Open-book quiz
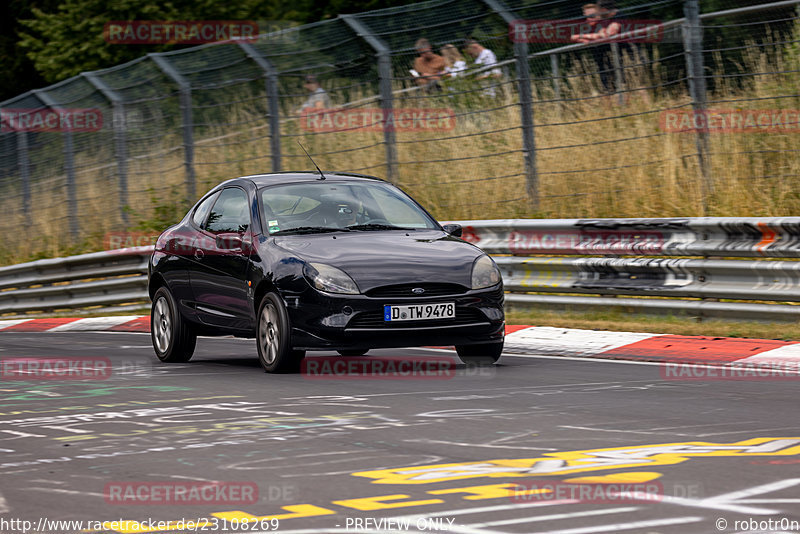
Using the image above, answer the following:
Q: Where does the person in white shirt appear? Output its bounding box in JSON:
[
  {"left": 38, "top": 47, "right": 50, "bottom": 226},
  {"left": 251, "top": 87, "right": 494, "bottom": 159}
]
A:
[
  {"left": 465, "top": 38, "right": 502, "bottom": 80},
  {"left": 440, "top": 44, "right": 467, "bottom": 78},
  {"left": 297, "top": 74, "right": 331, "bottom": 114},
  {"left": 465, "top": 38, "right": 502, "bottom": 96}
]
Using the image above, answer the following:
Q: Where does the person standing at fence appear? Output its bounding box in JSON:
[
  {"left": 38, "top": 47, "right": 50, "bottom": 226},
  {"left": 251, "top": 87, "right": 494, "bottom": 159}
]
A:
[
  {"left": 412, "top": 38, "right": 446, "bottom": 91},
  {"left": 570, "top": 4, "right": 601, "bottom": 43},
  {"left": 465, "top": 38, "right": 502, "bottom": 97},
  {"left": 571, "top": 0, "right": 623, "bottom": 98},
  {"left": 465, "top": 38, "right": 502, "bottom": 80},
  {"left": 297, "top": 74, "right": 331, "bottom": 114},
  {"left": 441, "top": 44, "right": 467, "bottom": 78}
]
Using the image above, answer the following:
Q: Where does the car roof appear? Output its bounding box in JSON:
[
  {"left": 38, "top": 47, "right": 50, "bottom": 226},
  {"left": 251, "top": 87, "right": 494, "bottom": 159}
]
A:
[{"left": 223, "top": 171, "right": 387, "bottom": 188}]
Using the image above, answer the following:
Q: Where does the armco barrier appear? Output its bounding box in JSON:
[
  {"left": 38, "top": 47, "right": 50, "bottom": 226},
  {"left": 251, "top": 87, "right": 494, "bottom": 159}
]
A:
[
  {"left": 0, "top": 246, "right": 151, "bottom": 314},
  {"left": 2, "top": 218, "right": 800, "bottom": 320}
]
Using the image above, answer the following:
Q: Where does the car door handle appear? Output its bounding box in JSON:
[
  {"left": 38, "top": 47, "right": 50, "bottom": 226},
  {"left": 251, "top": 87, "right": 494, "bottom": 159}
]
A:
[{"left": 194, "top": 248, "right": 204, "bottom": 260}]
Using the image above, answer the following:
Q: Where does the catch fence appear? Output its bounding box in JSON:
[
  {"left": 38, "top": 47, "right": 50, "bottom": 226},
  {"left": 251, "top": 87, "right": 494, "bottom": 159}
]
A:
[{"left": 0, "top": 0, "right": 799, "bottom": 262}]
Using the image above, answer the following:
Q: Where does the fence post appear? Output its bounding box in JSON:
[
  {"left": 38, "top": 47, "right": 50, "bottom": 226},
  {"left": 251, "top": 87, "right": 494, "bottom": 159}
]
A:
[
  {"left": 83, "top": 72, "right": 130, "bottom": 227},
  {"left": 340, "top": 14, "right": 398, "bottom": 183},
  {"left": 17, "top": 131, "right": 31, "bottom": 227},
  {"left": 32, "top": 89, "right": 80, "bottom": 241},
  {"left": 482, "top": 0, "right": 539, "bottom": 209},
  {"left": 149, "top": 53, "right": 197, "bottom": 202},
  {"left": 610, "top": 42, "right": 625, "bottom": 106},
  {"left": 238, "top": 42, "right": 282, "bottom": 172},
  {"left": 682, "top": 0, "right": 713, "bottom": 207}
]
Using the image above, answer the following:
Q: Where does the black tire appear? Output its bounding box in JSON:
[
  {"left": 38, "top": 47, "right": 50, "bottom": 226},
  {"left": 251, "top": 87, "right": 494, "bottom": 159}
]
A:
[
  {"left": 151, "top": 286, "right": 196, "bottom": 362},
  {"left": 337, "top": 349, "right": 369, "bottom": 357},
  {"left": 455, "top": 341, "right": 503, "bottom": 365},
  {"left": 256, "top": 292, "right": 301, "bottom": 373}
]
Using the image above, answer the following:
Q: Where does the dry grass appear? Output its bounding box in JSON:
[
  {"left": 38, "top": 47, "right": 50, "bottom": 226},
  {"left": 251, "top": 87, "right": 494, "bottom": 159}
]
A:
[{"left": 2, "top": 31, "right": 799, "bottom": 265}]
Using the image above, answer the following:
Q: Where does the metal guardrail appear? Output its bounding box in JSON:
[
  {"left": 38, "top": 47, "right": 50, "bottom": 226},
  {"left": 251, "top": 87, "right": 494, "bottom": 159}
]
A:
[
  {"left": 4, "top": 218, "right": 800, "bottom": 320},
  {"left": 0, "top": 246, "right": 150, "bottom": 314},
  {"left": 461, "top": 217, "right": 800, "bottom": 320}
]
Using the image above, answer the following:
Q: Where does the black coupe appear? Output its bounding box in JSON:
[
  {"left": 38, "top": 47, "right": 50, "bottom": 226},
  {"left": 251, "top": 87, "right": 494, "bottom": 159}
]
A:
[{"left": 148, "top": 172, "right": 504, "bottom": 372}]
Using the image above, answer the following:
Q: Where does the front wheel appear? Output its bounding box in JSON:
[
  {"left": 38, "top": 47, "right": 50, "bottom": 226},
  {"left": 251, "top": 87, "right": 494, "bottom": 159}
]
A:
[
  {"left": 455, "top": 341, "right": 503, "bottom": 365},
  {"left": 151, "top": 287, "right": 196, "bottom": 362},
  {"left": 257, "top": 293, "right": 301, "bottom": 373}
]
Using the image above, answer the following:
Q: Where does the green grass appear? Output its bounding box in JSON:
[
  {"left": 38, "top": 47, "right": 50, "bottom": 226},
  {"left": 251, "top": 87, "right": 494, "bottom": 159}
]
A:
[{"left": 505, "top": 307, "right": 800, "bottom": 341}]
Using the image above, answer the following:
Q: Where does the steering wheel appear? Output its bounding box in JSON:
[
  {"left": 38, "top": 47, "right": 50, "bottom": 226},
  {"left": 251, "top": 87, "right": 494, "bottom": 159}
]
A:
[{"left": 362, "top": 218, "right": 391, "bottom": 225}]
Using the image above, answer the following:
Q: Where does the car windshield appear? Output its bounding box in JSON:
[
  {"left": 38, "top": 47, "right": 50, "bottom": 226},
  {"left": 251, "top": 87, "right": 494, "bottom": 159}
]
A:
[{"left": 260, "top": 180, "right": 439, "bottom": 235}]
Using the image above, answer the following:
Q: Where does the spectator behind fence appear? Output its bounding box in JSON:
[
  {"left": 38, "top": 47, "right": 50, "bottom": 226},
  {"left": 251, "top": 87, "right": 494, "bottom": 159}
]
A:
[
  {"left": 465, "top": 38, "right": 502, "bottom": 97},
  {"left": 297, "top": 74, "right": 331, "bottom": 114},
  {"left": 465, "top": 38, "right": 502, "bottom": 80},
  {"left": 570, "top": 3, "right": 601, "bottom": 43},
  {"left": 440, "top": 44, "right": 467, "bottom": 78},
  {"left": 411, "top": 38, "right": 446, "bottom": 90},
  {"left": 571, "top": 0, "right": 623, "bottom": 96},
  {"left": 573, "top": 0, "right": 621, "bottom": 42}
]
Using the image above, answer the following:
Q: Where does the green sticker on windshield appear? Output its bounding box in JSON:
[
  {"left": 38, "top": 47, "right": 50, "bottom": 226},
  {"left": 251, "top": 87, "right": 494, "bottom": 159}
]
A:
[{"left": 268, "top": 219, "right": 280, "bottom": 232}]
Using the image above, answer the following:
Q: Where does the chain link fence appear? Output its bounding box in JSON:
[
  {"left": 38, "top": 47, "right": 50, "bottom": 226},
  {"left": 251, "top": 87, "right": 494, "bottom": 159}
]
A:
[{"left": 0, "top": 0, "right": 799, "bottom": 262}]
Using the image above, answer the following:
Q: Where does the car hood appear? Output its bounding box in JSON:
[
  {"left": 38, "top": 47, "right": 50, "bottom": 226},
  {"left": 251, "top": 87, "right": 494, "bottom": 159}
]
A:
[{"left": 272, "top": 230, "right": 482, "bottom": 291}]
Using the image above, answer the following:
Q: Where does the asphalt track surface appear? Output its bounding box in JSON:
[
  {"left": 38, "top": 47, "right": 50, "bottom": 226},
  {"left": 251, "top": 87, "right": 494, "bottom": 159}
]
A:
[{"left": 0, "top": 331, "right": 799, "bottom": 534}]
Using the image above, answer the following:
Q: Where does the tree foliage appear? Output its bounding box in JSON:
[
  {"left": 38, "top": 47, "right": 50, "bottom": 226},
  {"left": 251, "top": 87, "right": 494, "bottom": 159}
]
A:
[
  {"left": 2, "top": 0, "right": 413, "bottom": 101},
  {"left": 2, "top": 0, "right": 790, "bottom": 102}
]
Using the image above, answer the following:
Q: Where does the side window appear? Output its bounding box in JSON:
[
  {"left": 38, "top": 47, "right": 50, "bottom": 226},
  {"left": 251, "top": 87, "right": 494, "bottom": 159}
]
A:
[
  {"left": 192, "top": 192, "right": 219, "bottom": 227},
  {"left": 205, "top": 188, "right": 250, "bottom": 234}
]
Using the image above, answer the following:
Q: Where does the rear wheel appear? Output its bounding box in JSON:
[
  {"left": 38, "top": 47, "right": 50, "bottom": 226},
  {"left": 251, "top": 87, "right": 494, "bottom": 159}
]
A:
[
  {"left": 337, "top": 349, "right": 369, "bottom": 357},
  {"left": 257, "top": 293, "right": 302, "bottom": 373},
  {"left": 151, "top": 287, "right": 196, "bottom": 362},
  {"left": 455, "top": 341, "right": 503, "bottom": 365}
]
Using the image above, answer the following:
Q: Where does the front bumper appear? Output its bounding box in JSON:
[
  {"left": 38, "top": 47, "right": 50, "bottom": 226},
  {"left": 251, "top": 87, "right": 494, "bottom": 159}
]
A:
[{"left": 284, "top": 285, "right": 505, "bottom": 351}]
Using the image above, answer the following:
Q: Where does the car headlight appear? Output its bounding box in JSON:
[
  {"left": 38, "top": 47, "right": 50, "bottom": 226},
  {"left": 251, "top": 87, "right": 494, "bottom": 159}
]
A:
[
  {"left": 304, "top": 262, "right": 360, "bottom": 294},
  {"left": 471, "top": 255, "right": 501, "bottom": 289}
]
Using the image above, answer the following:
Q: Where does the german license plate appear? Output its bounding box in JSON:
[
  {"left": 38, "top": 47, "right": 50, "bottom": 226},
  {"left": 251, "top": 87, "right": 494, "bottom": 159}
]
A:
[{"left": 384, "top": 302, "right": 455, "bottom": 322}]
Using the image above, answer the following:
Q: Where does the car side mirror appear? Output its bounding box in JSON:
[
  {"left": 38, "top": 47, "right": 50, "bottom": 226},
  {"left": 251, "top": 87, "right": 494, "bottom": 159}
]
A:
[
  {"left": 442, "top": 224, "right": 462, "bottom": 237},
  {"left": 216, "top": 233, "right": 243, "bottom": 250}
]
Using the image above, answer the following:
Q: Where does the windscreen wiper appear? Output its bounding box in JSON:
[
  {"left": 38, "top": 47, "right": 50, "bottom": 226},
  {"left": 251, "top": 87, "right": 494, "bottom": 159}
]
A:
[
  {"left": 345, "top": 224, "right": 415, "bottom": 231},
  {"left": 271, "top": 226, "right": 349, "bottom": 235}
]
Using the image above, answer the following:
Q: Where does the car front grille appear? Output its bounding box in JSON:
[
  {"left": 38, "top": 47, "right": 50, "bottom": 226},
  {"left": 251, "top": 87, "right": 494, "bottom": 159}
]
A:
[
  {"left": 364, "top": 283, "right": 468, "bottom": 298},
  {"left": 347, "top": 307, "right": 486, "bottom": 329}
]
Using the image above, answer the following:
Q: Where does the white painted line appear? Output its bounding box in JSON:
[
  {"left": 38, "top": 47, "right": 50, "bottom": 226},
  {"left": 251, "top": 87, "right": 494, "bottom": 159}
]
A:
[
  {"left": 467, "top": 506, "right": 640, "bottom": 528},
  {"left": 249, "top": 531, "right": 408, "bottom": 534},
  {"left": 47, "top": 316, "right": 144, "bottom": 332},
  {"left": 503, "top": 352, "right": 800, "bottom": 374},
  {"left": 737, "top": 499, "right": 800, "bottom": 503},
  {"left": 392, "top": 500, "right": 580, "bottom": 520},
  {"left": 23, "top": 487, "right": 105, "bottom": 498},
  {"left": 0, "top": 319, "right": 31, "bottom": 331},
  {"left": 0, "top": 491, "right": 8, "bottom": 513},
  {"left": 436, "top": 525, "right": 507, "bottom": 534},
  {"left": 520, "top": 516, "right": 704, "bottom": 534}
]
